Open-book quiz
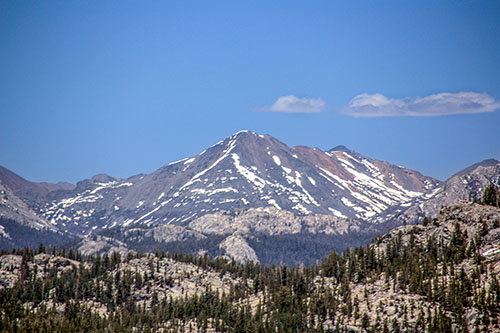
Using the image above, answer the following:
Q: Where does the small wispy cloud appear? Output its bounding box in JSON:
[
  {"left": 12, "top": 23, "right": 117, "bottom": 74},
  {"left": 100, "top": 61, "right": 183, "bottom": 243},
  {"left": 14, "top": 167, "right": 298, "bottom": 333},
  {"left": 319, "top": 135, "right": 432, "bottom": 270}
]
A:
[
  {"left": 264, "top": 95, "right": 327, "bottom": 114},
  {"left": 341, "top": 92, "right": 500, "bottom": 117}
]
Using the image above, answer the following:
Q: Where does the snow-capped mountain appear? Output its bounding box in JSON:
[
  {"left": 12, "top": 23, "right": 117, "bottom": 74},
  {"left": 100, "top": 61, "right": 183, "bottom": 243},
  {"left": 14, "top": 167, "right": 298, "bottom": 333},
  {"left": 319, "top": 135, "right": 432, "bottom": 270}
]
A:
[
  {"left": 34, "top": 131, "right": 441, "bottom": 236},
  {"left": 2, "top": 130, "right": 499, "bottom": 263}
]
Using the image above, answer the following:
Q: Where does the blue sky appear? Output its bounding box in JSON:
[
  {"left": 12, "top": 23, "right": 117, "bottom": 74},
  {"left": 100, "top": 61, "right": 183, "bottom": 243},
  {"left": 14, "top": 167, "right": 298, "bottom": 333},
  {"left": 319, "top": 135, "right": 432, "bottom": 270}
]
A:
[{"left": 1, "top": 1, "right": 499, "bottom": 183}]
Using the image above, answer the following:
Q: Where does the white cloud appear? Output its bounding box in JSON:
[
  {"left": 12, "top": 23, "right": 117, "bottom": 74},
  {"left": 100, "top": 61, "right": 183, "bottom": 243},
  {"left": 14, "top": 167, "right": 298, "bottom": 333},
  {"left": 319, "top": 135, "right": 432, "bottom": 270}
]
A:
[
  {"left": 265, "top": 95, "right": 327, "bottom": 114},
  {"left": 341, "top": 92, "right": 500, "bottom": 117}
]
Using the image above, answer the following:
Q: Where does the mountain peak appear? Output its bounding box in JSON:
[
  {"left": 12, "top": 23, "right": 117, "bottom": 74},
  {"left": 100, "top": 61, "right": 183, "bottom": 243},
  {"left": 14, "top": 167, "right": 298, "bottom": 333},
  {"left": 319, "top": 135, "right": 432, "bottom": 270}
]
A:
[
  {"left": 223, "top": 130, "right": 277, "bottom": 150},
  {"left": 328, "top": 145, "right": 360, "bottom": 157},
  {"left": 476, "top": 158, "right": 499, "bottom": 167},
  {"left": 449, "top": 158, "right": 500, "bottom": 180},
  {"left": 229, "top": 130, "right": 267, "bottom": 141},
  {"left": 75, "top": 174, "right": 119, "bottom": 191},
  {"left": 329, "top": 145, "right": 351, "bottom": 153},
  {"left": 231, "top": 129, "right": 253, "bottom": 136},
  {"left": 0, "top": 165, "right": 72, "bottom": 199}
]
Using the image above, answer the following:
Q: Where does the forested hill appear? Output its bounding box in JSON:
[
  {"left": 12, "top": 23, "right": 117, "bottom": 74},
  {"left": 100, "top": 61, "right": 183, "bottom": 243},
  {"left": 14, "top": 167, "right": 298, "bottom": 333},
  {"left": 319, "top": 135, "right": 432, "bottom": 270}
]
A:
[{"left": 0, "top": 200, "right": 499, "bottom": 332}]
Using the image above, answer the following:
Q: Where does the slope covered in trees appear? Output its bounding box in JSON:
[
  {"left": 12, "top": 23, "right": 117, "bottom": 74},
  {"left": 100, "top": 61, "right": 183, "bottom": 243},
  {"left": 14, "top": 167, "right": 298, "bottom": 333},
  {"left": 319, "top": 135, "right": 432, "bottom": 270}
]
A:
[{"left": 0, "top": 201, "right": 499, "bottom": 332}]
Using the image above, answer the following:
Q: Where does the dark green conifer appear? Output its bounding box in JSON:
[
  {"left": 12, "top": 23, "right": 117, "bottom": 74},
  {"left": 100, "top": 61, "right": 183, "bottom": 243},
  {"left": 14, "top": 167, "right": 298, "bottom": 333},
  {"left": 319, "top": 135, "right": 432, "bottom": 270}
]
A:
[{"left": 482, "top": 183, "right": 499, "bottom": 207}]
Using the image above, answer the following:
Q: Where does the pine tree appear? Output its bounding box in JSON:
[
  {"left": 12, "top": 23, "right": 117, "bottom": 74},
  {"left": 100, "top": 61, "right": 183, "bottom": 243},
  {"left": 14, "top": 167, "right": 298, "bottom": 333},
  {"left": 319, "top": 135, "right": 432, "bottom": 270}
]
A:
[{"left": 482, "top": 183, "right": 499, "bottom": 207}]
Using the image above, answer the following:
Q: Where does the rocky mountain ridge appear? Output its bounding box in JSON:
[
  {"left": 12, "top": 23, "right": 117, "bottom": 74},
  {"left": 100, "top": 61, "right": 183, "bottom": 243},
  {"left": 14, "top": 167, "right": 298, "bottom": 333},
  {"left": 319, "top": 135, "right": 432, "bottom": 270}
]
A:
[{"left": 373, "top": 159, "right": 500, "bottom": 225}]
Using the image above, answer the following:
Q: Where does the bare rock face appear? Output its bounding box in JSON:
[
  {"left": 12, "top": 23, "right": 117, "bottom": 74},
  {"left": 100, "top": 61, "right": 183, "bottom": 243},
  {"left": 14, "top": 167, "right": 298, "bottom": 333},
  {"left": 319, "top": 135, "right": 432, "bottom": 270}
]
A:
[
  {"left": 186, "top": 207, "right": 378, "bottom": 264},
  {"left": 77, "top": 235, "right": 130, "bottom": 257},
  {"left": 188, "top": 206, "right": 365, "bottom": 236},
  {"left": 142, "top": 224, "right": 206, "bottom": 243},
  {"left": 431, "top": 201, "right": 500, "bottom": 253},
  {"left": 219, "top": 234, "right": 259, "bottom": 263},
  {"left": 0, "top": 183, "right": 54, "bottom": 231}
]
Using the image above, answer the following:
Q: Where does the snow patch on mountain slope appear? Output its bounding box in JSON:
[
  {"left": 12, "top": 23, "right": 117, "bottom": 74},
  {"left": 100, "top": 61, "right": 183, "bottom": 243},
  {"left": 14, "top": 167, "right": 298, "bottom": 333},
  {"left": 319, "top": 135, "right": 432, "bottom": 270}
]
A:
[
  {"left": 283, "top": 171, "right": 320, "bottom": 207},
  {"left": 42, "top": 181, "right": 134, "bottom": 226},
  {"left": 341, "top": 197, "right": 355, "bottom": 207},
  {"left": 293, "top": 203, "right": 311, "bottom": 215},
  {"left": 268, "top": 199, "right": 281, "bottom": 210},
  {"left": 0, "top": 225, "right": 11, "bottom": 239},
  {"left": 329, "top": 207, "right": 346, "bottom": 218},
  {"left": 231, "top": 153, "right": 266, "bottom": 191},
  {"left": 177, "top": 138, "right": 238, "bottom": 193},
  {"left": 191, "top": 187, "right": 238, "bottom": 196},
  {"left": 318, "top": 167, "right": 348, "bottom": 189},
  {"left": 132, "top": 198, "right": 173, "bottom": 225},
  {"left": 168, "top": 157, "right": 188, "bottom": 166}
]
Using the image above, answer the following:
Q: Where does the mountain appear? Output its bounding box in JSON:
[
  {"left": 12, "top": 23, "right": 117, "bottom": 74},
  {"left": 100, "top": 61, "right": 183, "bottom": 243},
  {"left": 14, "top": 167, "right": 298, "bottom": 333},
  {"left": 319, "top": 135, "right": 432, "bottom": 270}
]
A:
[
  {"left": 374, "top": 158, "right": 500, "bottom": 225},
  {"left": 1, "top": 130, "right": 497, "bottom": 264},
  {"left": 0, "top": 165, "right": 74, "bottom": 204},
  {"left": 2, "top": 201, "right": 499, "bottom": 331},
  {"left": 0, "top": 165, "right": 75, "bottom": 231},
  {"left": 5, "top": 130, "right": 439, "bottom": 263},
  {"left": 0, "top": 170, "right": 76, "bottom": 249},
  {"left": 36, "top": 131, "right": 440, "bottom": 234}
]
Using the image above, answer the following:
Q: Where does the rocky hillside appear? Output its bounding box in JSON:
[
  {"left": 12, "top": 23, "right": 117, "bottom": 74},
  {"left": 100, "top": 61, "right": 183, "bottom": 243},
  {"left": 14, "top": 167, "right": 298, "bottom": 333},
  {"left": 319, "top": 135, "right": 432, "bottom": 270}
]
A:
[
  {"left": 374, "top": 159, "right": 500, "bottom": 225},
  {"left": 0, "top": 166, "right": 75, "bottom": 249},
  {"left": 0, "top": 183, "right": 74, "bottom": 250},
  {"left": 1, "top": 201, "right": 499, "bottom": 332},
  {"left": 344, "top": 201, "right": 500, "bottom": 331},
  {"left": 0, "top": 182, "right": 52, "bottom": 232}
]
